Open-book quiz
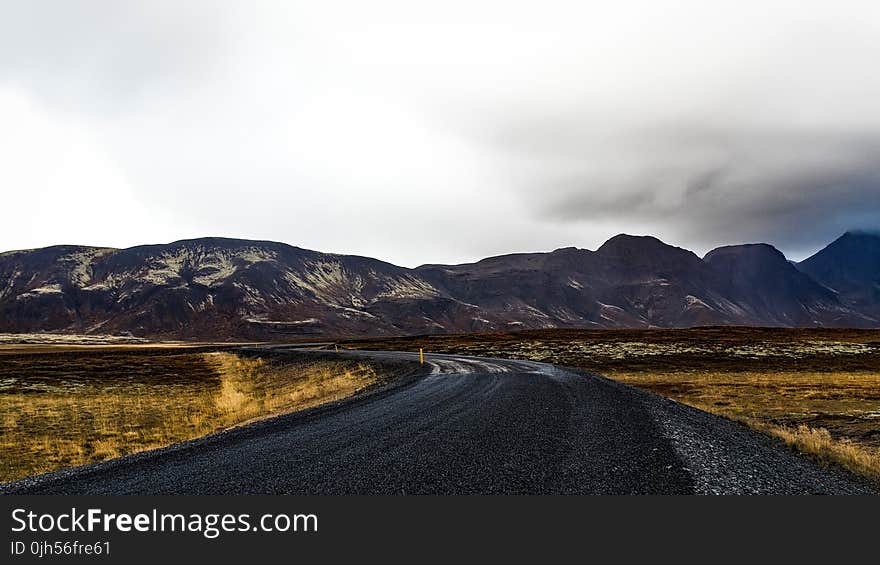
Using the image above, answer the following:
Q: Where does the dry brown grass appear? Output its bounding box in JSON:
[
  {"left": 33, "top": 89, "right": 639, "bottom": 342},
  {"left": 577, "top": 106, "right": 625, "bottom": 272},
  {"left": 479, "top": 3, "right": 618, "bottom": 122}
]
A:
[
  {"left": 0, "top": 350, "right": 381, "bottom": 483},
  {"left": 203, "top": 352, "right": 379, "bottom": 424},
  {"left": 607, "top": 370, "right": 880, "bottom": 443},
  {"left": 609, "top": 369, "right": 880, "bottom": 480},
  {"left": 750, "top": 423, "right": 880, "bottom": 480}
]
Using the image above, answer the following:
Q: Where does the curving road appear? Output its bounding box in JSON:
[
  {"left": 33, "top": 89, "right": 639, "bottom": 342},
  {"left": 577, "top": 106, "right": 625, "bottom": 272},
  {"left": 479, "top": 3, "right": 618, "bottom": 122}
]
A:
[{"left": 2, "top": 348, "right": 875, "bottom": 495}]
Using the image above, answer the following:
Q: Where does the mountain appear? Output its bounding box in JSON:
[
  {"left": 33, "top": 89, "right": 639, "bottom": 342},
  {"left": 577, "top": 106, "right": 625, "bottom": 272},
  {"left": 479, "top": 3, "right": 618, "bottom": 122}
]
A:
[
  {"left": 798, "top": 231, "right": 880, "bottom": 320},
  {"left": 0, "top": 238, "right": 470, "bottom": 339},
  {"left": 0, "top": 234, "right": 876, "bottom": 339},
  {"left": 704, "top": 244, "right": 848, "bottom": 326},
  {"left": 417, "top": 235, "right": 725, "bottom": 328}
]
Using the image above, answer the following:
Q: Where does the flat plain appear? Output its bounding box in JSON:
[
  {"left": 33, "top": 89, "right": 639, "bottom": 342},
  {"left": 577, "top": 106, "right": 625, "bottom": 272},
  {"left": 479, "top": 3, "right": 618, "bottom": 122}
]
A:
[{"left": 4, "top": 327, "right": 880, "bottom": 486}]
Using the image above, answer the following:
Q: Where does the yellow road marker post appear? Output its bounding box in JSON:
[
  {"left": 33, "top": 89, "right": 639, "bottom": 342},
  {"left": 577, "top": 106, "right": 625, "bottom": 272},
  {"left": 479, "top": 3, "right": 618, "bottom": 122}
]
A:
[{"left": 419, "top": 348, "right": 424, "bottom": 364}]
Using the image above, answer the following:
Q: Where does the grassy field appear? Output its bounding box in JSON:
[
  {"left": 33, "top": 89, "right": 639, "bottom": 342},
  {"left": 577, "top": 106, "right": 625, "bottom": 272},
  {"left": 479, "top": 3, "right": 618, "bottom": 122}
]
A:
[
  {"left": 0, "top": 346, "right": 383, "bottom": 483},
  {"left": 5, "top": 327, "right": 880, "bottom": 485},
  {"left": 343, "top": 327, "right": 880, "bottom": 480}
]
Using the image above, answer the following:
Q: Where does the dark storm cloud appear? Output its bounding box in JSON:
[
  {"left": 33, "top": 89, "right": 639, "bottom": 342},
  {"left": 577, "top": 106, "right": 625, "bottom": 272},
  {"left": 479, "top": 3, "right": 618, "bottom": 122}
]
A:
[{"left": 517, "top": 128, "right": 880, "bottom": 256}]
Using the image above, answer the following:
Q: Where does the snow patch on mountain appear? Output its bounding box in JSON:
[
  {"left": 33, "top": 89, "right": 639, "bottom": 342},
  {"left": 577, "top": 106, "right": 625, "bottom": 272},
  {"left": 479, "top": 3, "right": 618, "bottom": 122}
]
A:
[
  {"left": 684, "top": 295, "right": 714, "bottom": 310},
  {"left": 19, "top": 283, "right": 64, "bottom": 298},
  {"left": 374, "top": 274, "right": 439, "bottom": 300},
  {"left": 131, "top": 246, "right": 278, "bottom": 287},
  {"left": 61, "top": 248, "right": 114, "bottom": 287}
]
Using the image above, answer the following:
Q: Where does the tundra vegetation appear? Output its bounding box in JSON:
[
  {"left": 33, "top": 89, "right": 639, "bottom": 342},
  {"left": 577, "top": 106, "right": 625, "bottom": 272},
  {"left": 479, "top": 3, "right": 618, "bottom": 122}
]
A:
[{"left": 0, "top": 346, "right": 382, "bottom": 483}]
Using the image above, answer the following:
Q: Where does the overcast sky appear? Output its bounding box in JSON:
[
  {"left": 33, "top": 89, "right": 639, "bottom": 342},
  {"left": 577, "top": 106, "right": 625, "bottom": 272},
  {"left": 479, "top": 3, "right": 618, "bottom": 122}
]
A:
[{"left": 2, "top": 1, "right": 879, "bottom": 266}]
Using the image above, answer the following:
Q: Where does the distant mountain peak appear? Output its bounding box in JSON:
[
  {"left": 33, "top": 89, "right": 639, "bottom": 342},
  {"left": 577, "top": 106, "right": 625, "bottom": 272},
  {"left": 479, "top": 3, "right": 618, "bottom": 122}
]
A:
[
  {"left": 843, "top": 229, "right": 880, "bottom": 237},
  {"left": 798, "top": 230, "right": 880, "bottom": 308},
  {"left": 128, "top": 236, "right": 304, "bottom": 253},
  {"left": 597, "top": 234, "right": 692, "bottom": 255},
  {"left": 802, "top": 230, "right": 880, "bottom": 262},
  {"left": 704, "top": 243, "right": 787, "bottom": 263},
  {"left": 600, "top": 233, "right": 666, "bottom": 247}
]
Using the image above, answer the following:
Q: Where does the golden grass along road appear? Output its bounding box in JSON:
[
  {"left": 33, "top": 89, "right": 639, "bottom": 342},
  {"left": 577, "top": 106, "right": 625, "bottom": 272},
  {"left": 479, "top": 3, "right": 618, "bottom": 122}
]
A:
[{"left": 0, "top": 347, "right": 382, "bottom": 483}]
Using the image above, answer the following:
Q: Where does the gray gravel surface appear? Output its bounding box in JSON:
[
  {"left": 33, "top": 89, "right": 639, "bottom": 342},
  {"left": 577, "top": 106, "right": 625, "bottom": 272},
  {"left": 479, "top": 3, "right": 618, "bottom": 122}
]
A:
[{"left": 2, "top": 349, "right": 875, "bottom": 495}]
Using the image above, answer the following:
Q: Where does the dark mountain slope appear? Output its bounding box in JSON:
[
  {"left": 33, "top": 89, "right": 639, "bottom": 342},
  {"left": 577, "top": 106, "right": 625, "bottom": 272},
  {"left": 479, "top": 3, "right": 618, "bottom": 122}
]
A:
[
  {"left": 0, "top": 238, "right": 469, "bottom": 338},
  {"left": 0, "top": 233, "right": 875, "bottom": 339},
  {"left": 798, "top": 231, "right": 880, "bottom": 320},
  {"left": 704, "top": 244, "right": 869, "bottom": 327}
]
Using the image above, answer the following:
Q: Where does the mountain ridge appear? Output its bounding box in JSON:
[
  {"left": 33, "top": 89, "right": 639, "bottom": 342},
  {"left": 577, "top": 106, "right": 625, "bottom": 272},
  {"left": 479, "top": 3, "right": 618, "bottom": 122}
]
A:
[{"left": 1, "top": 233, "right": 877, "bottom": 339}]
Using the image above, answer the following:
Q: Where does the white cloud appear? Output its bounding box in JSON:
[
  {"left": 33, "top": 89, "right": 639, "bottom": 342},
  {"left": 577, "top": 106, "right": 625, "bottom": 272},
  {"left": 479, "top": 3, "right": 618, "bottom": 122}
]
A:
[
  {"left": 0, "top": 87, "right": 183, "bottom": 249},
  {"left": 2, "top": 1, "right": 879, "bottom": 264}
]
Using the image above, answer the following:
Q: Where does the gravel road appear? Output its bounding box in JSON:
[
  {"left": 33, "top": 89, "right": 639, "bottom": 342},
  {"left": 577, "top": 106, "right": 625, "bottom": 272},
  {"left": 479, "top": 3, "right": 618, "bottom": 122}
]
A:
[{"left": 2, "top": 349, "right": 875, "bottom": 495}]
